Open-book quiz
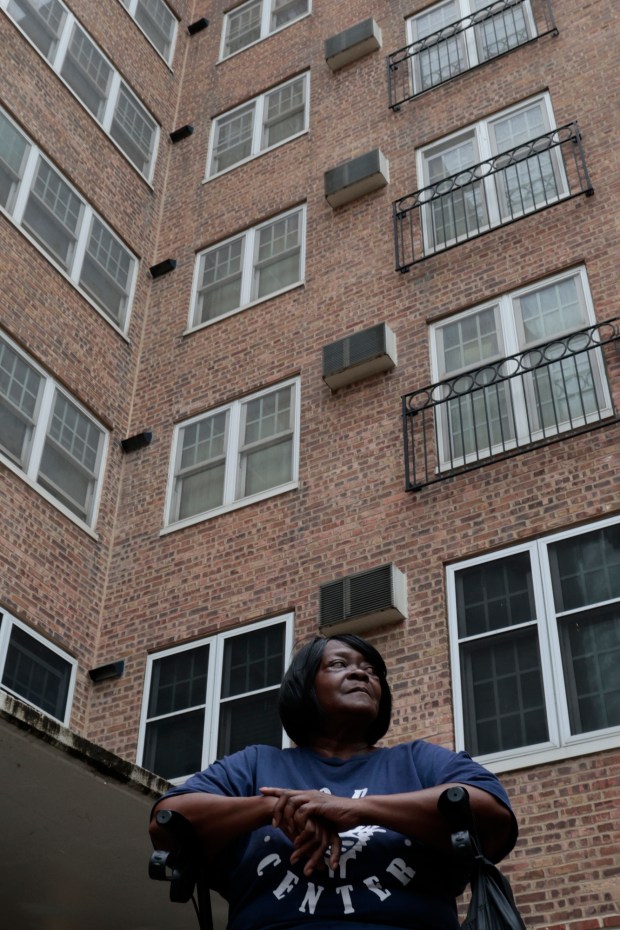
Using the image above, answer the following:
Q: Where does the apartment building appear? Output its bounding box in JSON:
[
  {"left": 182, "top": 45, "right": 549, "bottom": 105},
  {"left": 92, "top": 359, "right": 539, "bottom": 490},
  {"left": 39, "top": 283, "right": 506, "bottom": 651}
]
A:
[{"left": 0, "top": 1, "right": 618, "bottom": 928}]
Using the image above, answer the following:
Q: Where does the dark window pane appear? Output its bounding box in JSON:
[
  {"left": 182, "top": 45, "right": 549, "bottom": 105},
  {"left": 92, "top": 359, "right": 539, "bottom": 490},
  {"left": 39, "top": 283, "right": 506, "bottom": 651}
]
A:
[
  {"left": 143, "top": 709, "right": 205, "bottom": 780},
  {"left": 217, "top": 690, "right": 282, "bottom": 757},
  {"left": 3, "top": 625, "right": 71, "bottom": 720},
  {"left": 456, "top": 551, "right": 535, "bottom": 636},
  {"left": 221, "top": 624, "right": 285, "bottom": 698},
  {"left": 148, "top": 645, "right": 210, "bottom": 716},
  {"left": 549, "top": 525, "right": 620, "bottom": 612},
  {"left": 461, "top": 628, "right": 548, "bottom": 755},
  {"left": 559, "top": 605, "right": 620, "bottom": 734}
]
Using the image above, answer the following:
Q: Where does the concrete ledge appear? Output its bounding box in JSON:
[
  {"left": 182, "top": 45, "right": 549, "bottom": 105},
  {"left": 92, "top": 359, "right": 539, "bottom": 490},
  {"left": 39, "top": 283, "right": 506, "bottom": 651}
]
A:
[
  {"left": 324, "top": 148, "right": 389, "bottom": 208},
  {"left": 0, "top": 689, "right": 168, "bottom": 797},
  {"left": 0, "top": 691, "right": 188, "bottom": 930},
  {"left": 325, "top": 18, "right": 382, "bottom": 71}
]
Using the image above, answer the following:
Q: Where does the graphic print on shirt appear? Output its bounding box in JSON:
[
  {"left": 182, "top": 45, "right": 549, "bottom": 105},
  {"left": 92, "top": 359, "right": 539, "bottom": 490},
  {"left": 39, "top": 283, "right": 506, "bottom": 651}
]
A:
[
  {"left": 255, "top": 784, "right": 417, "bottom": 918},
  {"left": 329, "top": 825, "right": 387, "bottom": 879}
]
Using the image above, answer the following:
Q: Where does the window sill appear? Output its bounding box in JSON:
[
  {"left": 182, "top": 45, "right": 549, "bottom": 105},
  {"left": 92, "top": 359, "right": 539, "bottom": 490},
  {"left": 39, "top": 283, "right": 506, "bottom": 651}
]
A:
[
  {"left": 0, "top": 457, "right": 100, "bottom": 539},
  {"left": 217, "top": 11, "right": 312, "bottom": 64},
  {"left": 184, "top": 280, "right": 305, "bottom": 335},
  {"left": 160, "top": 481, "right": 298, "bottom": 535},
  {"left": 475, "top": 730, "right": 620, "bottom": 774},
  {"left": 203, "top": 128, "right": 309, "bottom": 184}
]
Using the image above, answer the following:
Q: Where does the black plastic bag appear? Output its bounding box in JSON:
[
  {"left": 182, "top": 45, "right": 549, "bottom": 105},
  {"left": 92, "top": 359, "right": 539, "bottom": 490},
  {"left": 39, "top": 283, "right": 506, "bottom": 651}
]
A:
[{"left": 462, "top": 855, "right": 527, "bottom": 930}]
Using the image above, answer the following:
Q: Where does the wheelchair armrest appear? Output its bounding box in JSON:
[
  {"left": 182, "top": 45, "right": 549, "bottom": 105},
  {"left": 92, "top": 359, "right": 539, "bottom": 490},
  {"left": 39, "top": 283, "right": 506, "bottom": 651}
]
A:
[
  {"left": 149, "top": 809, "right": 199, "bottom": 903},
  {"left": 149, "top": 809, "right": 214, "bottom": 929}
]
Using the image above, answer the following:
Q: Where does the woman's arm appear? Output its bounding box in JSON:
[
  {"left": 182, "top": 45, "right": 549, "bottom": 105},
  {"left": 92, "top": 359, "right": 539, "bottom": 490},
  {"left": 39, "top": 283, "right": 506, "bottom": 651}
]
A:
[
  {"left": 149, "top": 792, "right": 277, "bottom": 863},
  {"left": 355, "top": 783, "right": 513, "bottom": 859},
  {"left": 261, "top": 783, "right": 513, "bottom": 875}
]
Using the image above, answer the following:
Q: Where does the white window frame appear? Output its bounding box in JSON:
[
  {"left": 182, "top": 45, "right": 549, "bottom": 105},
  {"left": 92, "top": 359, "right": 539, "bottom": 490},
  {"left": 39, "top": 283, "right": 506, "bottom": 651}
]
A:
[
  {"left": 406, "top": 0, "right": 537, "bottom": 94},
  {"left": 188, "top": 204, "right": 306, "bottom": 332},
  {"left": 0, "top": 108, "right": 138, "bottom": 335},
  {"left": 429, "top": 266, "right": 613, "bottom": 468},
  {"left": 1, "top": 0, "right": 160, "bottom": 181},
  {"left": 0, "top": 607, "right": 77, "bottom": 725},
  {"left": 163, "top": 377, "right": 301, "bottom": 531},
  {"left": 220, "top": 0, "right": 311, "bottom": 60},
  {"left": 417, "top": 92, "right": 567, "bottom": 254},
  {"left": 206, "top": 72, "right": 310, "bottom": 179},
  {"left": 137, "top": 613, "right": 294, "bottom": 783},
  {"left": 0, "top": 329, "right": 109, "bottom": 532},
  {"left": 447, "top": 516, "right": 620, "bottom": 773},
  {"left": 116, "top": 0, "right": 178, "bottom": 65}
]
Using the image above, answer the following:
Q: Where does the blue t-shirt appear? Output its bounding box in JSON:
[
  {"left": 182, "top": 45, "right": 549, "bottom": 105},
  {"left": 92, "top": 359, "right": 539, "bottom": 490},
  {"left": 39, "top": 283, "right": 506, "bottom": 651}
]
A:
[{"left": 161, "top": 741, "right": 517, "bottom": 930}]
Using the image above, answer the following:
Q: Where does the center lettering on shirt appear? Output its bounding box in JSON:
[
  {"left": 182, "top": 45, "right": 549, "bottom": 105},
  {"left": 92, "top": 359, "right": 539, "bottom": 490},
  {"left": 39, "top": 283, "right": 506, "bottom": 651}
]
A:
[{"left": 256, "top": 786, "right": 416, "bottom": 916}]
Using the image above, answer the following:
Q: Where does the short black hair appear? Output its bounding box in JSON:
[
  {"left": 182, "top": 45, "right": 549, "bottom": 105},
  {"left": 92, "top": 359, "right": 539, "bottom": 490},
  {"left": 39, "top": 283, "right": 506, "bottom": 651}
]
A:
[{"left": 278, "top": 634, "right": 392, "bottom": 747}]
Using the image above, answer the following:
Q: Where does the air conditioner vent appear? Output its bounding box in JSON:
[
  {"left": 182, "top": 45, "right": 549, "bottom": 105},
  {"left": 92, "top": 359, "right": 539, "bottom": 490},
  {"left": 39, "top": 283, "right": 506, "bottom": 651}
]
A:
[
  {"left": 322, "top": 323, "right": 397, "bottom": 390},
  {"left": 319, "top": 564, "right": 407, "bottom": 633}
]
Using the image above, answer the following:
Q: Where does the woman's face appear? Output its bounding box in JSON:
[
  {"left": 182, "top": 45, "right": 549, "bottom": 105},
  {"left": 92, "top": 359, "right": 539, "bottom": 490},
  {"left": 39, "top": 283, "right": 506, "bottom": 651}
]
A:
[{"left": 313, "top": 640, "right": 382, "bottom": 732}]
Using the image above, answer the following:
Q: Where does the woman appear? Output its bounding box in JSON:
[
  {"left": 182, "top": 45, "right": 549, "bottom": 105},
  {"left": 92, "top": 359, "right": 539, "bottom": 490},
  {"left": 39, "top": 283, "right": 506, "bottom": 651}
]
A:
[{"left": 150, "top": 634, "right": 517, "bottom": 930}]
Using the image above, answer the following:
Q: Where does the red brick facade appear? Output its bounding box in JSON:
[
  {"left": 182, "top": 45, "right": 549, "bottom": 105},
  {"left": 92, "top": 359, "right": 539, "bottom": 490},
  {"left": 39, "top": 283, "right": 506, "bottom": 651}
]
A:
[{"left": 1, "top": 0, "right": 618, "bottom": 926}]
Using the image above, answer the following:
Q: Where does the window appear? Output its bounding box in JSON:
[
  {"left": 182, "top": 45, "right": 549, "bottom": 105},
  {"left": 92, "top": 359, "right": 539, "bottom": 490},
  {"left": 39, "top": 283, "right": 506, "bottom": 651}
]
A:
[
  {"left": 60, "top": 22, "right": 112, "bottom": 120},
  {"left": 22, "top": 156, "right": 83, "bottom": 269},
  {"left": 5, "top": 0, "right": 67, "bottom": 59},
  {"left": 430, "top": 267, "right": 612, "bottom": 465},
  {"left": 118, "top": 0, "right": 177, "bottom": 64},
  {"left": 0, "top": 109, "right": 137, "bottom": 331},
  {"left": 0, "top": 107, "right": 30, "bottom": 214},
  {"left": 221, "top": 0, "right": 310, "bottom": 59},
  {"left": 165, "top": 379, "right": 300, "bottom": 528},
  {"left": 108, "top": 84, "right": 157, "bottom": 177},
  {"left": 418, "top": 93, "right": 566, "bottom": 251},
  {"left": 448, "top": 518, "right": 620, "bottom": 770},
  {"left": 0, "top": 607, "right": 77, "bottom": 724},
  {"left": 190, "top": 205, "right": 305, "bottom": 329},
  {"left": 139, "top": 615, "right": 293, "bottom": 781},
  {"left": 207, "top": 73, "right": 309, "bottom": 178},
  {"left": 2, "top": 0, "right": 159, "bottom": 179},
  {"left": 407, "top": 0, "right": 535, "bottom": 93},
  {"left": 0, "top": 330, "right": 108, "bottom": 527}
]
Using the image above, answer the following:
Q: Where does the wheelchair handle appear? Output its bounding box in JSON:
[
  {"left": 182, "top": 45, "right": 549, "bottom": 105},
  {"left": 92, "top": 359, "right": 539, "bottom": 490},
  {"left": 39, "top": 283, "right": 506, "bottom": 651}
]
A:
[{"left": 437, "top": 785, "right": 478, "bottom": 859}]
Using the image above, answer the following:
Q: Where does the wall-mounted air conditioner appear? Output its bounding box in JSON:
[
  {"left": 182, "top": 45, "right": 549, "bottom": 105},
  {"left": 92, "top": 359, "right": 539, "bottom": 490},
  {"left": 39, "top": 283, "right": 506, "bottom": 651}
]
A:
[
  {"left": 319, "top": 564, "right": 407, "bottom": 633},
  {"left": 324, "top": 148, "right": 389, "bottom": 208},
  {"left": 322, "top": 323, "right": 397, "bottom": 390},
  {"left": 324, "top": 18, "right": 382, "bottom": 72}
]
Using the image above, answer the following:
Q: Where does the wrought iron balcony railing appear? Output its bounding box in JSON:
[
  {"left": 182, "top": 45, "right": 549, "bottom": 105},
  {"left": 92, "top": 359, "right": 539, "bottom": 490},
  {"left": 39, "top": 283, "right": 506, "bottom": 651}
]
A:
[
  {"left": 388, "top": 0, "right": 558, "bottom": 110},
  {"left": 402, "top": 320, "right": 619, "bottom": 492},
  {"left": 393, "top": 121, "right": 593, "bottom": 272}
]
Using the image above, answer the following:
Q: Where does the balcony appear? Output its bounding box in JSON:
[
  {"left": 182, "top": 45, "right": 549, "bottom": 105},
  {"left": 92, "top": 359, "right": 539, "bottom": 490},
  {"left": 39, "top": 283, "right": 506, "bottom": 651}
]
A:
[
  {"left": 388, "top": 0, "right": 558, "bottom": 110},
  {"left": 393, "top": 121, "right": 593, "bottom": 271},
  {"left": 401, "top": 320, "right": 619, "bottom": 492}
]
